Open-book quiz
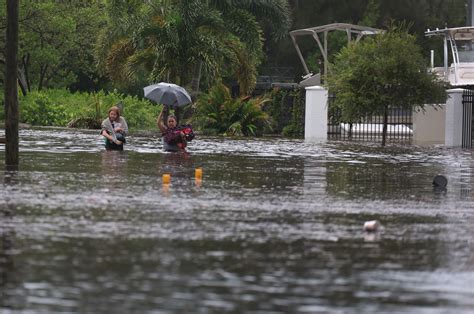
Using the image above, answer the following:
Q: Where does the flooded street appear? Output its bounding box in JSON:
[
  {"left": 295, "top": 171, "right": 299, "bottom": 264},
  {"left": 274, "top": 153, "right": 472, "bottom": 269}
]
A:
[{"left": 1, "top": 128, "right": 473, "bottom": 313}]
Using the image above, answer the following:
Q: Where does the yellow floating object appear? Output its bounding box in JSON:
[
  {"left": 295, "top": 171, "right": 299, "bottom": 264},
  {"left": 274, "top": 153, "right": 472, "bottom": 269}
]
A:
[
  {"left": 195, "top": 168, "right": 203, "bottom": 179},
  {"left": 162, "top": 173, "right": 171, "bottom": 184}
]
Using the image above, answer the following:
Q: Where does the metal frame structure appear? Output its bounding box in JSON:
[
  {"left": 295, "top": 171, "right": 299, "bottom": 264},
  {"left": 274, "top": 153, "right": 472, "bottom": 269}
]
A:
[
  {"left": 289, "top": 23, "right": 384, "bottom": 80},
  {"left": 426, "top": 26, "right": 474, "bottom": 86}
]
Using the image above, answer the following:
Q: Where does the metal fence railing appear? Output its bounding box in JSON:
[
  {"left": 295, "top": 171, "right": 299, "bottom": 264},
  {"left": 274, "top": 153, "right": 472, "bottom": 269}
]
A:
[
  {"left": 462, "top": 89, "right": 474, "bottom": 148},
  {"left": 327, "top": 96, "right": 413, "bottom": 143}
]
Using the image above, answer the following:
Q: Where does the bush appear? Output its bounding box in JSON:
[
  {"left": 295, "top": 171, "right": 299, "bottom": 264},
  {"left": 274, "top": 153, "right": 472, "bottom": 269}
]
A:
[
  {"left": 193, "top": 83, "right": 271, "bottom": 136},
  {"left": 19, "top": 88, "right": 162, "bottom": 130},
  {"left": 267, "top": 87, "right": 305, "bottom": 137}
]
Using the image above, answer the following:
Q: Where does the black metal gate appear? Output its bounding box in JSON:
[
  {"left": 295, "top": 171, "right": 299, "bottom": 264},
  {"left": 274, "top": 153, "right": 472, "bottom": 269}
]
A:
[{"left": 462, "top": 89, "right": 474, "bottom": 148}]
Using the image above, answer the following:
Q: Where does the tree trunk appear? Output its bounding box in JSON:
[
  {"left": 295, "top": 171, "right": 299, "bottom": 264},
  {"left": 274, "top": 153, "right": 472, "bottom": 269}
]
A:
[
  {"left": 38, "top": 64, "right": 48, "bottom": 91},
  {"left": 17, "top": 70, "right": 28, "bottom": 96},
  {"left": 22, "top": 53, "right": 31, "bottom": 92},
  {"left": 17, "top": 61, "right": 28, "bottom": 97},
  {"left": 381, "top": 105, "right": 388, "bottom": 147},
  {"left": 5, "top": 0, "right": 20, "bottom": 167}
]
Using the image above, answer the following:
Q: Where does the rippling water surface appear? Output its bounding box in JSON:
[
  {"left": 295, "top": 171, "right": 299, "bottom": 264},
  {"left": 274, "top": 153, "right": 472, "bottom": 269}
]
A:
[{"left": 1, "top": 128, "right": 473, "bottom": 313}]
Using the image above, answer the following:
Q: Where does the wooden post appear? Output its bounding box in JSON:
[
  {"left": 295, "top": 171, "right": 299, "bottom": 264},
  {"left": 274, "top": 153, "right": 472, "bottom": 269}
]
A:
[{"left": 4, "top": 0, "right": 20, "bottom": 167}]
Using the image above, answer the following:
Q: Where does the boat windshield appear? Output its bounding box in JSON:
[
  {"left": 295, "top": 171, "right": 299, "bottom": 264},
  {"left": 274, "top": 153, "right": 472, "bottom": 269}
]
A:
[{"left": 457, "top": 39, "right": 474, "bottom": 62}]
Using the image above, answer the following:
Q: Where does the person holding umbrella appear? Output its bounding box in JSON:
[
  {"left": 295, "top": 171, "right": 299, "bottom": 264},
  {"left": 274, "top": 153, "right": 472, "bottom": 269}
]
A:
[
  {"left": 157, "top": 106, "right": 188, "bottom": 152},
  {"left": 143, "top": 82, "right": 194, "bottom": 152}
]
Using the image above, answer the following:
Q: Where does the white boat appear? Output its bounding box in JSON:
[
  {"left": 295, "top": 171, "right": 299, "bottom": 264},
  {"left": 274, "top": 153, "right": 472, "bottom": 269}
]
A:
[
  {"left": 340, "top": 123, "right": 413, "bottom": 135},
  {"left": 426, "top": 26, "right": 474, "bottom": 86}
]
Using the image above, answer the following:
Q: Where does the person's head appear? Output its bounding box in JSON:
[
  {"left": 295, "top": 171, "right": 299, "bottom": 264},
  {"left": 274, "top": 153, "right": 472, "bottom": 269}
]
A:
[
  {"left": 167, "top": 115, "right": 177, "bottom": 128},
  {"left": 108, "top": 106, "right": 121, "bottom": 122}
]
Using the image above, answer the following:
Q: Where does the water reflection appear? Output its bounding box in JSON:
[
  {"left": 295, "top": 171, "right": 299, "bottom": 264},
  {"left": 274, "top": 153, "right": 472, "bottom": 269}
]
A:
[
  {"left": 0, "top": 128, "right": 473, "bottom": 312},
  {"left": 100, "top": 150, "right": 128, "bottom": 177},
  {"left": 158, "top": 151, "right": 193, "bottom": 178},
  {"left": 0, "top": 227, "right": 17, "bottom": 310},
  {"left": 0, "top": 175, "right": 20, "bottom": 310}
]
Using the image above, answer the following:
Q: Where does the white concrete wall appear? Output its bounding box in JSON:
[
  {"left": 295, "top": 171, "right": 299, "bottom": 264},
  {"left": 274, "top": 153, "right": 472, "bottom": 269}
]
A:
[
  {"left": 412, "top": 104, "right": 446, "bottom": 145},
  {"left": 304, "top": 86, "right": 328, "bottom": 141},
  {"left": 445, "top": 89, "right": 464, "bottom": 147}
]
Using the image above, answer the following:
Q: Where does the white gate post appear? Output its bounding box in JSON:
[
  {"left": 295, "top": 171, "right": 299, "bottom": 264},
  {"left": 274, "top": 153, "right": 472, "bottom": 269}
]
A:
[
  {"left": 445, "top": 88, "right": 464, "bottom": 147},
  {"left": 304, "top": 86, "right": 328, "bottom": 141}
]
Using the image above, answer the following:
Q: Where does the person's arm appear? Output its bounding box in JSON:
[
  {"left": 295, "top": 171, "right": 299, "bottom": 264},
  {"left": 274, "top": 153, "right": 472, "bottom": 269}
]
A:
[
  {"left": 157, "top": 107, "right": 167, "bottom": 133},
  {"left": 101, "top": 129, "right": 116, "bottom": 142}
]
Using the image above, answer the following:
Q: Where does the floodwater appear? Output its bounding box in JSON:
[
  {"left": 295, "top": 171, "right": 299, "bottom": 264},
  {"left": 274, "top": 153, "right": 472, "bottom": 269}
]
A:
[{"left": 0, "top": 128, "right": 473, "bottom": 313}]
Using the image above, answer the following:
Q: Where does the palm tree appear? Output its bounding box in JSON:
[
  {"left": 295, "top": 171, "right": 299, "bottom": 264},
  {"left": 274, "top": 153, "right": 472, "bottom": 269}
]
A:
[
  {"left": 208, "top": 0, "right": 291, "bottom": 43},
  {"left": 96, "top": 0, "right": 291, "bottom": 95},
  {"left": 97, "top": 1, "right": 243, "bottom": 91},
  {"left": 207, "top": 0, "right": 291, "bottom": 95}
]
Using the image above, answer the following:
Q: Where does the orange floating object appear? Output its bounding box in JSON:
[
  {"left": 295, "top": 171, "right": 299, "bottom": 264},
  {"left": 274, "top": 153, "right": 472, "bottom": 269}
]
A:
[
  {"left": 195, "top": 168, "right": 203, "bottom": 179},
  {"left": 162, "top": 173, "right": 171, "bottom": 184}
]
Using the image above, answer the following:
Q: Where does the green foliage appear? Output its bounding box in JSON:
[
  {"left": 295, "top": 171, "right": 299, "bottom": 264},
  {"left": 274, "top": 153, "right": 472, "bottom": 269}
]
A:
[
  {"left": 326, "top": 26, "right": 447, "bottom": 123},
  {"left": 97, "top": 0, "right": 291, "bottom": 95},
  {"left": 360, "top": 0, "right": 380, "bottom": 27},
  {"left": 283, "top": 88, "right": 305, "bottom": 138},
  {"left": 267, "top": 88, "right": 287, "bottom": 133},
  {"left": 20, "top": 93, "right": 69, "bottom": 126},
  {"left": 19, "top": 89, "right": 161, "bottom": 130},
  {"left": 0, "top": 1, "right": 107, "bottom": 93},
  {"left": 325, "top": 25, "right": 448, "bottom": 145},
  {"left": 267, "top": 88, "right": 305, "bottom": 137},
  {"left": 193, "top": 83, "right": 271, "bottom": 136}
]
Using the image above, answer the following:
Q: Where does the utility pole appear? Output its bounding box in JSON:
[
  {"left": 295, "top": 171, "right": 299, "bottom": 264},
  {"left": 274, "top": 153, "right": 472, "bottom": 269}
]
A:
[{"left": 4, "top": 0, "right": 19, "bottom": 167}]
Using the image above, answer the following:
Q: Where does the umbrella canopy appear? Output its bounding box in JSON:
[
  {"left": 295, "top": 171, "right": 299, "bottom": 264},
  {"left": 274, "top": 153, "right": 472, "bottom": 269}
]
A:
[{"left": 143, "top": 82, "right": 192, "bottom": 108}]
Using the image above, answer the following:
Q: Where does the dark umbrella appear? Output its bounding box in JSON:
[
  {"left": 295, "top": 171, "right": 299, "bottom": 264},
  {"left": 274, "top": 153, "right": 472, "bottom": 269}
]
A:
[{"left": 143, "top": 82, "right": 192, "bottom": 108}]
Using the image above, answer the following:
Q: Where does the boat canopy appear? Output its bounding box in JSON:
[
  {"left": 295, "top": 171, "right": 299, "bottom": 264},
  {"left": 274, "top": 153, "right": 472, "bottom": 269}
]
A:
[
  {"left": 426, "top": 26, "right": 474, "bottom": 86},
  {"left": 290, "top": 23, "right": 384, "bottom": 83}
]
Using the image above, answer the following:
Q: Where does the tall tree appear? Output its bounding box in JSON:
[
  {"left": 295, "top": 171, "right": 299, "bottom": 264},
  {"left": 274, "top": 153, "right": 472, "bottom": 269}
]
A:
[
  {"left": 4, "top": 0, "right": 19, "bottom": 167},
  {"left": 1, "top": 0, "right": 105, "bottom": 95},
  {"left": 326, "top": 26, "right": 447, "bottom": 146}
]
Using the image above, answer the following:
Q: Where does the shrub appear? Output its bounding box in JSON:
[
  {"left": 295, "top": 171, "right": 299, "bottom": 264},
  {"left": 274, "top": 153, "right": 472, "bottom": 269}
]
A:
[
  {"left": 19, "top": 88, "right": 161, "bottom": 130},
  {"left": 193, "top": 83, "right": 271, "bottom": 136},
  {"left": 267, "top": 87, "right": 305, "bottom": 137}
]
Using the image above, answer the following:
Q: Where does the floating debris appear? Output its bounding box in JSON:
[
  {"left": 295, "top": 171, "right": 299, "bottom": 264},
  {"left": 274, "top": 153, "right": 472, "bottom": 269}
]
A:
[
  {"left": 432, "top": 175, "right": 447, "bottom": 189},
  {"left": 363, "top": 220, "right": 380, "bottom": 232},
  {"left": 162, "top": 173, "right": 171, "bottom": 184}
]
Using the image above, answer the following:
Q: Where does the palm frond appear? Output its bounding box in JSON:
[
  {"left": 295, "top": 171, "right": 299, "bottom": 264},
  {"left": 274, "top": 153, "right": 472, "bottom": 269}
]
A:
[{"left": 105, "top": 39, "right": 135, "bottom": 83}]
